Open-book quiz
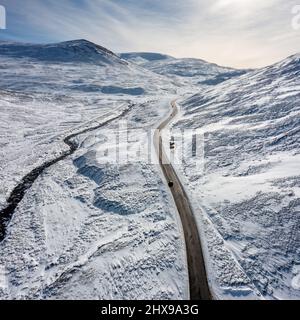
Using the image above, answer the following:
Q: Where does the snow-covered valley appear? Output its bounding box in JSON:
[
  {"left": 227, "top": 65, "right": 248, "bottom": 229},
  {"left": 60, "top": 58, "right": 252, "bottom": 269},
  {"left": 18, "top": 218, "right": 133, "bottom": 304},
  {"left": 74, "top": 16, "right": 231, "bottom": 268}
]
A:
[
  {"left": 0, "top": 39, "right": 299, "bottom": 300},
  {"left": 0, "top": 40, "right": 189, "bottom": 299}
]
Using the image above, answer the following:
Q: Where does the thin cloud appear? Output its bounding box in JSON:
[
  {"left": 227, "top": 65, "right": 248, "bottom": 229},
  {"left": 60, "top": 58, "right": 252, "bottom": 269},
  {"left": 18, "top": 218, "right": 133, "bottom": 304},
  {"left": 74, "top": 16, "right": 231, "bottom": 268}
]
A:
[{"left": 0, "top": 0, "right": 299, "bottom": 68}]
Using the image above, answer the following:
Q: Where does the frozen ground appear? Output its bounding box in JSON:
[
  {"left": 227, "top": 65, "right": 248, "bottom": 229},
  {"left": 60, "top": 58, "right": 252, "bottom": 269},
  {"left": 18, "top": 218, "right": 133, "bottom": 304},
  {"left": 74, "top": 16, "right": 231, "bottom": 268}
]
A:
[{"left": 165, "top": 54, "right": 300, "bottom": 299}]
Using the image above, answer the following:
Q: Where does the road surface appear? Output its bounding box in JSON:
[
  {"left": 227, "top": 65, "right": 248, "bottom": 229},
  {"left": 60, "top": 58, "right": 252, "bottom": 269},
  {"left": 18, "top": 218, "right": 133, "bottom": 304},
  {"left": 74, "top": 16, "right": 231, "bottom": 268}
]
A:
[{"left": 154, "top": 100, "right": 212, "bottom": 300}]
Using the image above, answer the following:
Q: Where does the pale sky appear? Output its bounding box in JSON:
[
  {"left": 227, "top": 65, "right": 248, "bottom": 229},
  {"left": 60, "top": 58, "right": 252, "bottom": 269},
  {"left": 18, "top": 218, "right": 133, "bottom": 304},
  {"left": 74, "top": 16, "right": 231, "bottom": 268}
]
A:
[{"left": 0, "top": 0, "right": 300, "bottom": 68}]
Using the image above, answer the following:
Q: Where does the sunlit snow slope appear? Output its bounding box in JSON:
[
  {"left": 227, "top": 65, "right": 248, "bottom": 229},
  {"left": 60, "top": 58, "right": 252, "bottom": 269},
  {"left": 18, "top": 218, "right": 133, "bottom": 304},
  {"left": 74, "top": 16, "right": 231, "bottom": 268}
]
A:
[{"left": 169, "top": 53, "right": 300, "bottom": 299}]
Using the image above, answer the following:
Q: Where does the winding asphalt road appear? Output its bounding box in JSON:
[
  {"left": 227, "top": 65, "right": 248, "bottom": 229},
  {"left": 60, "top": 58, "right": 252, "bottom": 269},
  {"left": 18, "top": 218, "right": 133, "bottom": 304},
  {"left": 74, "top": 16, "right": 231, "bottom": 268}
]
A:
[{"left": 154, "top": 100, "right": 212, "bottom": 300}]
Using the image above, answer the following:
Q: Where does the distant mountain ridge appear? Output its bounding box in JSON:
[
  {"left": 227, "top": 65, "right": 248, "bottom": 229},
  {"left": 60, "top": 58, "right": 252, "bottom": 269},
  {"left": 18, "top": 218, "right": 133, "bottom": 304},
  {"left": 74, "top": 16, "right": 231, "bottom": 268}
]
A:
[
  {"left": 0, "top": 39, "right": 128, "bottom": 66},
  {"left": 0, "top": 39, "right": 249, "bottom": 85},
  {"left": 120, "top": 51, "right": 248, "bottom": 85}
]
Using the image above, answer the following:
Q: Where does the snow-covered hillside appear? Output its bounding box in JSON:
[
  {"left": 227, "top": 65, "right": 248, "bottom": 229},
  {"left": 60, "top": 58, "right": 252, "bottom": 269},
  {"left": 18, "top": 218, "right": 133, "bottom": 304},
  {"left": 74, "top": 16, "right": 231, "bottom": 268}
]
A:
[
  {"left": 0, "top": 40, "right": 188, "bottom": 299},
  {"left": 0, "top": 40, "right": 177, "bottom": 95},
  {"left": 120, "top": 52, "right": 247, "bottom": 86},
  {"left": 167, "top": 53, "right": 300, "bottom": 299},
  {"left": 0, "top": 40, "right": 179, "bottom": 211}
]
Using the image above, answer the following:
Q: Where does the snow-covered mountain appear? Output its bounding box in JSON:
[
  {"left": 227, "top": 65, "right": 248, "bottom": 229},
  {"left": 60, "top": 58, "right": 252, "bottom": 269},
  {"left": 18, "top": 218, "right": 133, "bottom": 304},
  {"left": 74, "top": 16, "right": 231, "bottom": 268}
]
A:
[
  {"left": 0, "top": 40, "right": 179, "bottom": 95},
  {"left": 120, "top": 52, "right": 247, "bottom": 85},
  {"left": 0, "top": 39, "right": 128, "bottom": 66},
  {"left": 168, "top": 53, "right": 300, "bottom": 299}
]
